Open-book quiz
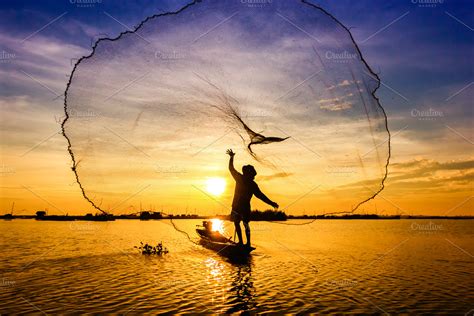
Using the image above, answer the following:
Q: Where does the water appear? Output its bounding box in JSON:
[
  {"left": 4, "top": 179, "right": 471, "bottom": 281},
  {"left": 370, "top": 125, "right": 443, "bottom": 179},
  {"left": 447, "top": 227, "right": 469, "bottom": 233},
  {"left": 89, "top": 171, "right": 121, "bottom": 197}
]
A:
[{"left": 1, "top": 219, "right": 472, "bottom": 314}]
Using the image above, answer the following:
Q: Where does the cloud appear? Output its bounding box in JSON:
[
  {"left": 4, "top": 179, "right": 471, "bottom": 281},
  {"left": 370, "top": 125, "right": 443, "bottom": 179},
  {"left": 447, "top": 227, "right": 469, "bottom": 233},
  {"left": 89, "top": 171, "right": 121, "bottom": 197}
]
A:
[
  {"left": 317, "top": 90, "right": 355, "bottom": 111},
  {"left": 319, "top": 101, "right": 352, "bottom": 111},
  {"left": 259, "top": 172, "right": 293, "bottom": 181},
  {"left": 391, "top": 158, "right": 474, "bottom": 173},
  {"left": 338, "top": 158, "right": 474, "bottom": 194},
  {"left": 326, "top": 80, "right": 359, "bottom": 90},
  {"left": 0, "top": 32, "right": 89, "bottom": 99}
]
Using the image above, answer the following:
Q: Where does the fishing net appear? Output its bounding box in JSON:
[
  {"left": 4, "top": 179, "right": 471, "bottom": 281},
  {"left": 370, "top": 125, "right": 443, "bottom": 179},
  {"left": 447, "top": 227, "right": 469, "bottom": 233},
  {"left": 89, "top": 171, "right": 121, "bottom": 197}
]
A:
[{"left": 62, "top": 0, "right": 390, "bottom": 215}]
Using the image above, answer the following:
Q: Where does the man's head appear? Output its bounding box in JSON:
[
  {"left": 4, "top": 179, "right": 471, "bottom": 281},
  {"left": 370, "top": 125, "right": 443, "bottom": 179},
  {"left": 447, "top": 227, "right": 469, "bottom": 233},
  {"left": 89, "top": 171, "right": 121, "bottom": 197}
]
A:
[{"left": 242, "top": 164, "right": 257, "bottom": 180}]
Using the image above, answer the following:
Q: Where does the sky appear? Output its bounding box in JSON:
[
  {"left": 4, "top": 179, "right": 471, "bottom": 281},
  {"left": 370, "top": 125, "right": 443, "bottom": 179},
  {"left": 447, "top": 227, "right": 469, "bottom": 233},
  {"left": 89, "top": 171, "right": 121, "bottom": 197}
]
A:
[{"left": 0, "top": 0, "right": 472, "bottom": 216}]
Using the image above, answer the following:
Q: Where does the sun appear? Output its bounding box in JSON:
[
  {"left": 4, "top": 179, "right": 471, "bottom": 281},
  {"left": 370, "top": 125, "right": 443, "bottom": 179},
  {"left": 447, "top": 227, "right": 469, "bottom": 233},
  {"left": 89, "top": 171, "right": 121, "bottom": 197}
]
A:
[{"left": 205, "top": 177, "right": 226, "bottom": 196}]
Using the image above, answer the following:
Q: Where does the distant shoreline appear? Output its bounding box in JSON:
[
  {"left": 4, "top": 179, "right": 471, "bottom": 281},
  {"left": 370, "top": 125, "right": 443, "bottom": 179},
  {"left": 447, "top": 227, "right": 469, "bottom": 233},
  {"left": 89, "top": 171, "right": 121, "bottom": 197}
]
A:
[{"left": 1, "top": 213, "right": 472, "bottom": 221}]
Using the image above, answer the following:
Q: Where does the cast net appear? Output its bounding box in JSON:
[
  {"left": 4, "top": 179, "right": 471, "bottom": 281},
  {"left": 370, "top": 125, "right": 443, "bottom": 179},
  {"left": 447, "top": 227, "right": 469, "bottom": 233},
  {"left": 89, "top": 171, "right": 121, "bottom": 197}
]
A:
[{"left": 62, "top": 0, "right": 390, "bottom": 216}]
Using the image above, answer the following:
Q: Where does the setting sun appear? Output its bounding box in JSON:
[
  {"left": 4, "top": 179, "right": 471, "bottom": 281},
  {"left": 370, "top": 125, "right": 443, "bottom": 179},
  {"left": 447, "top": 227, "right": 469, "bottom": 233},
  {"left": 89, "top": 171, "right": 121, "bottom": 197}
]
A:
[{"left": 205, "top": 177, "right": 226, "bottom": 196}]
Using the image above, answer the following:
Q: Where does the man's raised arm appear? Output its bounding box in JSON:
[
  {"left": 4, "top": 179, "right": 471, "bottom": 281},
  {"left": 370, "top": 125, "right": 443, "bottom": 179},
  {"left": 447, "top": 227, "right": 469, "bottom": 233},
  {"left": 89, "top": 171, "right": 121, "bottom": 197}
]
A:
[{"left": 226, "top": 149, "right": 239, "bottom": 179}]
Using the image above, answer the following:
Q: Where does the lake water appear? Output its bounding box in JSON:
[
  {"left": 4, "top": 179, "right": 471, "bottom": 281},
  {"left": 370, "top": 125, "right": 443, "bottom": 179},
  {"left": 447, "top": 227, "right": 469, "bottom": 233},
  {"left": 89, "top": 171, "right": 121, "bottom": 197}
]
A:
[{"left": 0, "top": 219, "right": 472, "bottom": 314}]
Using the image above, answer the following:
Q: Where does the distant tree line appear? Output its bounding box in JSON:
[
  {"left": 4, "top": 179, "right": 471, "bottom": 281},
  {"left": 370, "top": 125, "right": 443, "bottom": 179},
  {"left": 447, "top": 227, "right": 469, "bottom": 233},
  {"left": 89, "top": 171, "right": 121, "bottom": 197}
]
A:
[{"left": 250, "top": 209, "right": 287, "bottom": 221}]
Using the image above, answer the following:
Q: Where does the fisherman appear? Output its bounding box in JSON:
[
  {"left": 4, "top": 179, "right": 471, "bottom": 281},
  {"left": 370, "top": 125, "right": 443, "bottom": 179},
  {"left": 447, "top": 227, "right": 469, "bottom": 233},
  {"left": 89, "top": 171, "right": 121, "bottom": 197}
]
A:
[{"left": 226, "top": 149, "right": 278, "bottom": 247}]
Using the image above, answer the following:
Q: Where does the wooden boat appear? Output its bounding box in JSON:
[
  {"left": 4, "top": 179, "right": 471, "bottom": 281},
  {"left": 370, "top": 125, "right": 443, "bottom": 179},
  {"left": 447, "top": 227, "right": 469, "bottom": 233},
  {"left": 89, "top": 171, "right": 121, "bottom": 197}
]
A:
[{"left": 196, "top": 221, "right": 255, "bottom": 257}]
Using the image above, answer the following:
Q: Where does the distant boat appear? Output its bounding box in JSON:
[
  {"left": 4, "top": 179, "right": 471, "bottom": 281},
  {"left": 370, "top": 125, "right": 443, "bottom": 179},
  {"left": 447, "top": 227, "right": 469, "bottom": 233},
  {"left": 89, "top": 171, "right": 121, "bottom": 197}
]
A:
[
  {"left": 36, "top": 215, "right": 74, "bottom": 221},
  {"left": 2, "top": 213, "right": 13, "bottom": 220},
  {"left": 4, "top": 202, "right": 14, "bottom": 220},
  {"left": 35, "top": 210, "right": 74, "bottom": 221},
  {"left": 196, "top": 221, "right": 255, "bottom": 258}
]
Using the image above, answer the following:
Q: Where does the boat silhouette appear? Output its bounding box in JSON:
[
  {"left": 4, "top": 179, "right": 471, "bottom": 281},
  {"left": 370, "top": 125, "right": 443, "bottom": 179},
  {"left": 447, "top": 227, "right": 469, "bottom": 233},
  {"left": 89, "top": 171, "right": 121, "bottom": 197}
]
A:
[{"left": 196, "top": 221, "right": 255, "bottom": 258}]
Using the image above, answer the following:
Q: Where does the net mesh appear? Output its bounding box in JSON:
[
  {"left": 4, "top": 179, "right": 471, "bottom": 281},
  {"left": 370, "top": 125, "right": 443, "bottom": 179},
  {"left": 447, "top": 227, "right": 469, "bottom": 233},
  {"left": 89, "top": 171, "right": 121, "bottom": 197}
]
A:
[{"left": 62, "top": 0, "right": 390, "bottom": 215}]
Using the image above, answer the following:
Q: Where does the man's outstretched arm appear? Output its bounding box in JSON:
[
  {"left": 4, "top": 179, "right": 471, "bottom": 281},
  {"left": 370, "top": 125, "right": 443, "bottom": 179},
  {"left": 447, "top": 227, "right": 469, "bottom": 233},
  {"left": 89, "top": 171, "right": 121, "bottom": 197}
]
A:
[
  {"left": 226, "top": 149, "right": 239, "bottom": 179},
  {"left": 254, "top": 184, "right": 279, "bottom": 209}
]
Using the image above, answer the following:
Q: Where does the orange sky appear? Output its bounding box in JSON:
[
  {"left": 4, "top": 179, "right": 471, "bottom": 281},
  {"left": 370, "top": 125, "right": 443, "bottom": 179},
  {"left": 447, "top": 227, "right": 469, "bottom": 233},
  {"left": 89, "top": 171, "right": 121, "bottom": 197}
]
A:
[
  {"left": 1, "top": 1, "right": 472, "bottom": 216},
  {"left": 1, "top": 131, "right": 472, "bottom": 216}
]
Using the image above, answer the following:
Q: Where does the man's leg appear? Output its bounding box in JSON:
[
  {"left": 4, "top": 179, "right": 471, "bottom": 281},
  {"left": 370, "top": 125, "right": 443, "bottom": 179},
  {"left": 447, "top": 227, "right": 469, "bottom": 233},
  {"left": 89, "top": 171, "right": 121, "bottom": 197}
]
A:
[
  {"left": 243, "top": 221, "right": 251, "bottom": 247},
  {"left": 234, "top": 220, "right": 243, "bottom": 244}
]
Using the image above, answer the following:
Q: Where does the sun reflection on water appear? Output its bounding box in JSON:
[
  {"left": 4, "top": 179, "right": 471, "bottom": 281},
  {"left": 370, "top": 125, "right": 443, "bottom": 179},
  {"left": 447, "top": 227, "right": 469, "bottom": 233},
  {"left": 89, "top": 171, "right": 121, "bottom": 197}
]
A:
[
  {"left": 204, "top": 257, "right": 227, "bottom": 309},
  {"left": 210, "top": 218, "right": 225, "bottom": 234}
]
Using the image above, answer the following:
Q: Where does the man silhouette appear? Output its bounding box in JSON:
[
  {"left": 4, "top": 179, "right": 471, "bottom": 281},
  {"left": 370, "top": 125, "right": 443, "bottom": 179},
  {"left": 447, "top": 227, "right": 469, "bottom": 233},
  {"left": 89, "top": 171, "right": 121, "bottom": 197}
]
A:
[{"left": 226, "top": 149, "right": 278, "bottom": 247}]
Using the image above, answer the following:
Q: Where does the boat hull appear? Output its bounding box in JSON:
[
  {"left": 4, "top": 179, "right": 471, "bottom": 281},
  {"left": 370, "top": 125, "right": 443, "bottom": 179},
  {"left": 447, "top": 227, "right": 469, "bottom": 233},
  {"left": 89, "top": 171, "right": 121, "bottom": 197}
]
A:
[{"left": 196, "top": 229, "right": 255, "bottom": 257}]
